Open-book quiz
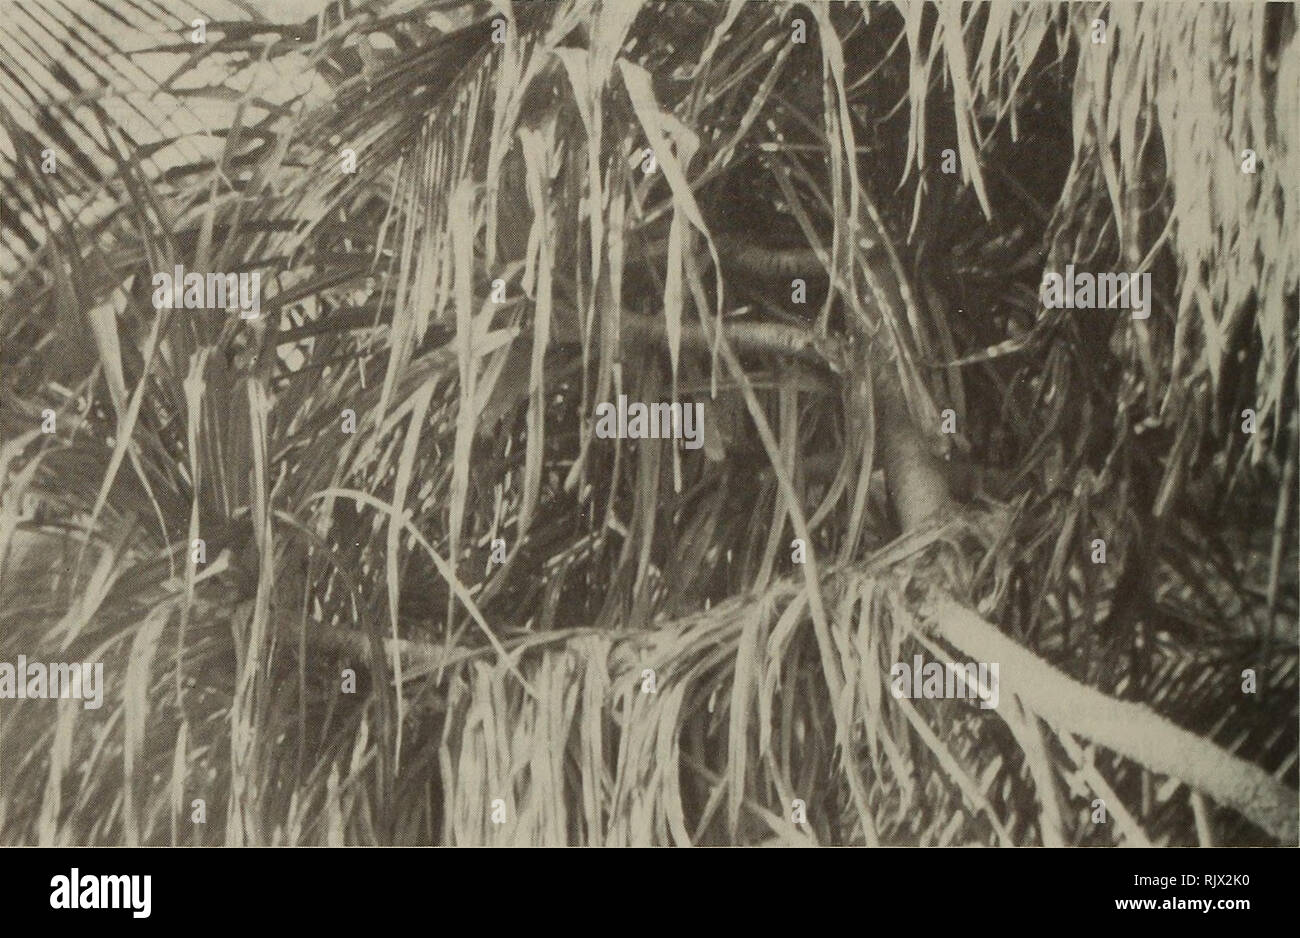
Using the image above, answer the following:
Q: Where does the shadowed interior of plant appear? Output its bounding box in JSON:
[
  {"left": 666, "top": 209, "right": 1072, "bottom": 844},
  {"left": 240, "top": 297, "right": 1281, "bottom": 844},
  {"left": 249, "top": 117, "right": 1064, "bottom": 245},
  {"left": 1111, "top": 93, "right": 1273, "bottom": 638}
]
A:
[{"left": 0, "top": 0, "right": 1296, "bottom": 846}]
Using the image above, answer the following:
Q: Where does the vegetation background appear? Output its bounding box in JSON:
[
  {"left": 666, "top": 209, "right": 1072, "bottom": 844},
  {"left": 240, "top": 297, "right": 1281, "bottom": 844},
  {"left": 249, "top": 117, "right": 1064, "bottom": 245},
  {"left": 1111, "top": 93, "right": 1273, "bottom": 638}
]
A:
[{"left": 0, "top": 0, "right": 1296, "bottom": 846}]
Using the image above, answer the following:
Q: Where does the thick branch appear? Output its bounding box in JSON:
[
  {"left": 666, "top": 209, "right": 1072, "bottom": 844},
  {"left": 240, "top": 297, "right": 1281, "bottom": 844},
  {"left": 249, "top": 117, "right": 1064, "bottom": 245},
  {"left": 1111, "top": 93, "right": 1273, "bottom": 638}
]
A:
[
  {"left": 918, "top": 589, "right": 1298, "bottom": 843},
  {"left": 874, "top": 376, "right": 957, "bottom": 531},
  {"left": 612, "top": 312, "right": 844, "bottom": 373}
]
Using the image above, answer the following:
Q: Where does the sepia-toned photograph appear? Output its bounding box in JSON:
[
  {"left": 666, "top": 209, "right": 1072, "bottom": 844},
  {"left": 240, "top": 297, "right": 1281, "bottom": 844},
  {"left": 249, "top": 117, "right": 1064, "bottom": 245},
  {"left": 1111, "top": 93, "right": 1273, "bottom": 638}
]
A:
[{"left": 0, "top": 0, "right": 1296, "bottom": 853}]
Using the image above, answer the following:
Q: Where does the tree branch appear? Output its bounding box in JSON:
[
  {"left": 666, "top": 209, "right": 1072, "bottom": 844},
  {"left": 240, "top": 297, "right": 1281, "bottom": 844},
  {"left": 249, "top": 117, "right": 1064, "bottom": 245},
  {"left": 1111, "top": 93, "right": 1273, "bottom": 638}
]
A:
[{"left": 917, "top": 588, "right": 1299, "bottom": 843}]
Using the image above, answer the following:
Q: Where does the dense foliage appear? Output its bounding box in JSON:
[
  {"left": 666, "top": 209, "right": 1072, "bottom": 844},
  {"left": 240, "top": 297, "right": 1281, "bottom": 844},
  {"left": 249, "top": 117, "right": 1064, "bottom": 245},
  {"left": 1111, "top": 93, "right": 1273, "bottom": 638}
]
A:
[{"left": 0, "top": 0, "right": 1295, "bottom": 845}]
